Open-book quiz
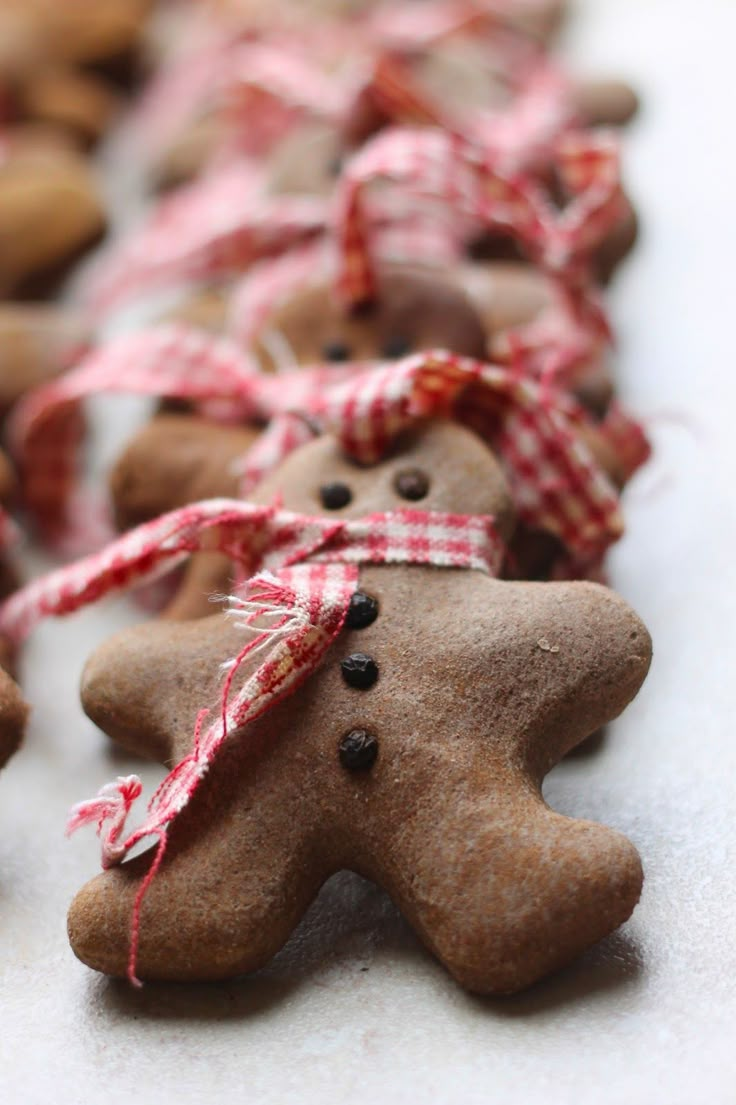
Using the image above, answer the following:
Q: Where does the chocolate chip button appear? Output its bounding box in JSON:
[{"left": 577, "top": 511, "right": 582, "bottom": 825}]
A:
[
  {"left": 381, "top": 335, "right": 413, "bottom": 360},
  {"left": 394, "top": 468, "right": 430, "bottom": 501},
  {"left": 320, "top": 482, "right": 352, "bottom": 510},
  {"left": 339, "top": 729, "right": 378, "bottom": 772},
  {"left": 341, "top": 653, "right": 378, "bottom": 689},
  {"left": 346, "top": 591, "right": 379, "bottom": 629},
  {"left": 322, "top": 339, "right": 352, "bottom": 362}
]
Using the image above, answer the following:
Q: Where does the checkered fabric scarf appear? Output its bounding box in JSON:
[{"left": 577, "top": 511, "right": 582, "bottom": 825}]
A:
[
  {"left": 10, "top": 341, "right": 644, "bottom": 564},
  {"left": 335, "top": 125, "right": 621, "bottom": 333},
  {"left": 133, "top": 0, "right": 568, "bottom": 162},
  {"left": 0, "top": 500, "right": 501, "bottom": 984},
  {"left": 86, "top": 160, "right": 329, "bottom": 313},
  {"left": 85, "top": 19, "right": 593, "bottom": 316},
  {"left": 367, "top": 0, "right": 561, "bottom": 44},
  {"left": 224, "top": 126, "right": 618, "bottom": 395}
]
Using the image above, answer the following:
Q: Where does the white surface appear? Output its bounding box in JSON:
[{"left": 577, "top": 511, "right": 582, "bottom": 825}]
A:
[{"left": 1, "top": 1, "right": 735, "bottom": 1102}]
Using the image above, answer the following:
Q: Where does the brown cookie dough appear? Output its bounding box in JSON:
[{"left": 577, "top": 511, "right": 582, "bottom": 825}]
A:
[
  {"left": 252, "top": 264, "right": 488, "bottom": 370},
  {"left": 71, "top": 420, "right": 651, "bottom": 993},
  {"left": 153, "top": 114, "right": 227, "bottom": 194},
  {"left": 0, "top": 141, "right": 107, "bottom": 298},
  {"left": 110, "top": 415, "right": 258, "bottom": 532},
  {"left": 0, "top": 451, "right": 17, "bottom": 509},
  {"left": 0, "top": 304, "right": 91, "bottom": 416},
  {"left": 266, "top": 122, "right": 344, "bottom": 199},
  {"left": 109, "top": 415, "right": 258, "bottom": 621},
  {"left": 0, "top": 0, "right": 152, "bottom": 81},
  {"left": 14, "top": 69, "right": 120, "bottom": 149},
  {"left": 0, "top": 666, "right": 27, "bottom": 770},
  {"left": 573, "top": 78, "right": 640, "bottom": 128}
]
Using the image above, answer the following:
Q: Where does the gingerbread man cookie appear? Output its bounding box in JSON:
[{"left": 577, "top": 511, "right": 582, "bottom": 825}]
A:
[
  {"left": 0, "top": 304, "right": 91, "bottom": 415},
  {"left": 0, "top": 136, "right": 107, "bottom": 298},
  {"left": 0, "top": 667, "right": 26, "bottom": 771},
  {"left": 0, "top": 0, "right": 153, "bottom": 146},
  {"left": 0, "top": 0, "right": 152, "bottom": 84},
  {"left": 63, "top": 420, "right": 651, "bottom": 993}
]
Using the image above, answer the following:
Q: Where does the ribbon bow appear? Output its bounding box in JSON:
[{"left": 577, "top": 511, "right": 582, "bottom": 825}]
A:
[
  {"left": 10, "top": 339, "right": 647, "bottom": 564},
  {"left": 335, "top": 126, "right": 622, "bottom": 335}
]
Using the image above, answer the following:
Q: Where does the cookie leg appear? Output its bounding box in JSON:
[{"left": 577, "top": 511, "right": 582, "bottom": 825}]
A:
[
  {"left": 67, "top": 760, "right": 327, "bottom": 982},
  {"left": 380, "top": 792, "right": 642, "bottom": 995}
]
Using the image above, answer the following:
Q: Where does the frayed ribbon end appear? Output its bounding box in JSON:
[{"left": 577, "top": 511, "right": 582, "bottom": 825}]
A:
[{"left": 66, "top": 775, "right": 143, "bottom": 869}]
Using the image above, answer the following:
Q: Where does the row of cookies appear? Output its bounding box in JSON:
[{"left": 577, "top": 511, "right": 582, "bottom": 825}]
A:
[
  {"left": 0, "top": 0, "right": 653, "bottom": 996},
  {"left": 0, "top": 0, "right": 170, "bottom": 557},
  {"left": 0, "top": 2, "right": 169, "bottom": 791}
]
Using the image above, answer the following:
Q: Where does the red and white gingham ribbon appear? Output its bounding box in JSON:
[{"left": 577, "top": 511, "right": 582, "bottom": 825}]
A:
[
  {"left": 226, "top": 124, "right": 618, "bottom": 386},
  {"left": 367, "top": 0, "right": 562, "bottom": 46},
  {"left": 85, "top": 159, "right": 328, "bottom": 313},
  {"left": 133, "top": 0, "right": 567, "bottom": 163},
  {"left": 0, "top": 500, "right": 502, "bottom": 983},
  {"left": 88, "top": 10, "right": 585, "bottom": 315},
  {"left": 335, "top": 126, "right": 621, "bottom": 332},
  {"left": 356, "top": 42, "right": 573, "bottom": 175},
  {"left": 219, "top": 40, "right": 358, "bottom": 156},
  {"left": 10, "top": 338, "right": 645, "bottom": 563}
]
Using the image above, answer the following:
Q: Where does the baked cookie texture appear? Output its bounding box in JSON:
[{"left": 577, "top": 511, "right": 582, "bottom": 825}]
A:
[
  {"left": 250, "top": 265, "right": 488, "bottom": 370},
  {"left": 0, "top": 140, "right": 106, "bottom": 297},
  {"left": 71, "top": 421, "right": 652, "bottom": 993},
  {"left": 0, "top": 304, "right": 91, "bottom": 414},
  {"left": 0, "top": 668, "right": 27, "bottom": 771}
]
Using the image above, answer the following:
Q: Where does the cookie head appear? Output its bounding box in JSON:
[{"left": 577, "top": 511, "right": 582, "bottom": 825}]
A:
[
  {"left": 254, "top": 265, "right": 488, "bottom": 371},
  {"left": 0, "top": 141, "right": 106, "bottom": 296},
  {"left": 253, "top": 419, "right": 516, "bottom": 540}
]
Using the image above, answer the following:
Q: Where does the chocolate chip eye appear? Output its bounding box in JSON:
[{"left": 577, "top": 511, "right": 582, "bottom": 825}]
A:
[
  {"left": 322, "top": 339, "right": 352, "bottom": 362},
  {"left": 346, "top": 591, "right": 379, "bottom": 629},
  {"left": 381, "top": 335, "right": 413, "bottom": 360},
  {"left": 320, "top": 482, "right": 353, "bottom": 510},
  {"left": 339, "top": 729, "right": 378, "bottom": 772},
  {"left": 328, "top": 155, "right": 343, "bottom": 178},
  {"left": 394, "top": 468, "right": 430, "bottom": 501},
  {"left": 341, "top": 653, "right": 379, "bottom": 689}
]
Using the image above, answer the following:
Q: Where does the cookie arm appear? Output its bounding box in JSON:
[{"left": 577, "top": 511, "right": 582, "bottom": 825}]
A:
[
  {"left": 487, "top": 580, "right": 652, "bottom": 776},
  {"left": 109, "top": 414, "right": 258, "bottom": 531},
  {"left": 110, "top": 415, "right": 259, "bottom": 618},
  {"left": 80, "top": 614, "right": 248, "bottom": 763}
]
